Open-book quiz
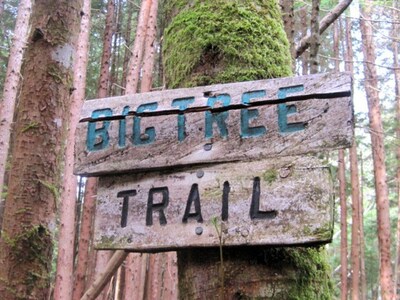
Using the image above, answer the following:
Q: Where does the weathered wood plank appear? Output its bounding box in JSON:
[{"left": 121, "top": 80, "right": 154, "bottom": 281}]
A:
[
  {"left": 75, "top": 88, "right": 353, "bottom": 175},
  {"left": 79, "top": 72, "right": 351, "bottom": 120},
  {"left": 94, "top": 156, "right": 333, "bottom": 251}
]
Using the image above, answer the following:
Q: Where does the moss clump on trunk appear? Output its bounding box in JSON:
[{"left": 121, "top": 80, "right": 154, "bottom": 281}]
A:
[
  {"left": 2, "top": 225, "right": 53, "bottom": 299},
  {"left": 163, "top": 0, "right": 292, "bottom": 88}
]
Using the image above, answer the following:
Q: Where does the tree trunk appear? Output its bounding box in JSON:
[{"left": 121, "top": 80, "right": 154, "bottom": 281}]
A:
[
  {"left": 98, "top": 0, "right": 115, "bottom": 98},
  {"left": 338, "top": 149, "right": 349, "bottom": 300},
  {"left": 299, "top": 5, "right": 309, "bottom": 75},
  {"left": 335, "top": 17, "right": 348, "bottom": 300},
  {"left": 0, "top": 0, "right": 32, "bottom": 218},
  {"left": 163, "top": 1, "right": 331, "bottom": 298},
  {"left": 125, "top": 0, "right": 152, "bottom": 94},
  {"left": 0, "top": 0, "right": 82, "bottom": 298},
  {"left": 350, "top": 143, "right": 361, "bottom": 300},
  {"left": 0, "top": 0, "right": 4, "bottom": 17},
  {"left": 84, "top": 1, "right": 116, "bottom": 297},
  {"left": 309, "top": 0, "right": 320, "bottom": 74},
  {"left": 73, "top": 179, "right": 98, "bottom": 299},
  {"left": 360, "top": 1, "right": 395, "bottom": 299},
  {"left": 53, "top": 0, "right": 91, "bottom": 298},
  {"left": 123, "top": 1, "right": 158, "bottom": 298},
  {"left": 140, "top": 0, "right": 158, "bottom": 92},
  {"left": 393, "top": 0, "right": 400, "bottom": 297},
  {"left": 279, "top": 0, "right": 295, "bottom": 63}
]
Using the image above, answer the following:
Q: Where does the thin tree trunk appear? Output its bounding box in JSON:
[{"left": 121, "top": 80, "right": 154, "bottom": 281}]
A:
[
  {"left": 140, "top": 0, "right": 158, "bottom": 92},
  {"left": 0, "top": 0, "right": 4, "bottom": 17},
  {"left": 360, "top": 1, "right": 395, "bottom": 298},
  {"left": 125, "top": 0, "right": 152, "bottom": 94},
  {"left": 83, "top": 1, "right": 116, "bottom": 298},
  {"left": 338, "top": 149, "right": 349, "bottom": 300},
  {"left": 99, "top": 0, "right": 115, "bottom": 98},
  {"left": 0, "top": 0, "right": 82, "bottom": 298},
  {"left": 393, "top": 0, "right": 400, "bottom": 298},
  {"left": 121, "top": 0, "right": 135, "bottom": 90},
  {"left": 299, "top": 6, "right": 309, "bottom": 75},
  {"left": 309, "top": 0, "right": 320, "bottom": 74},
  {"left": 335, "top": 16, "right": 349, "bottom": 300},
  {"left": 73, "top": 179, "right": 98, "bottom": 299},
  {"left": 279, "top": 0, "right": 295, "bottom": 63},
  {"left": 350, "top": 143, "right": 361, "bottom": 300},
  {"left": 123, "top": 1, "right": 154, "bottom": 298},
  {"left": 359, "top": 158, "right": 367, "bottom": 300},
  {"left": 53, "top": 0, "right": 91, "bottom": 298},
  {"left": 0, "top": 0, "right": 32, "bottom": 209}
]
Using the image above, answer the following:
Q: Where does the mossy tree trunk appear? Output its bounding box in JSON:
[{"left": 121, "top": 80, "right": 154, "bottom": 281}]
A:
[
  {"left": 162, "top": 0, "right": 333, "bottom": 298},
  {"left": 0, "top": 0, "right": 82, "bottom": 299}
]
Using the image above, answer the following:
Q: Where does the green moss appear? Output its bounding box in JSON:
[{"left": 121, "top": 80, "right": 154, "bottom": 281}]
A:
[
  {"left": 163, "top": 0, "right": 292, "bottom": 88},
  {"left": 38, "top": 179, "right": 60, "bottom": 209},
  {"left": 21, "top": 121, "right": 39, "bottom": 133},
  {"left": 2, "top": 225, "right": 53, "bottom": 298},
  {"left": 46, "top": 15, "right": 69, "bottom": 46},
  {"left": 262, "top": 169, "right": 278, "bottom": 184},
  {"left": 286, "top": 247, "right": 333, "bottom": 299}
]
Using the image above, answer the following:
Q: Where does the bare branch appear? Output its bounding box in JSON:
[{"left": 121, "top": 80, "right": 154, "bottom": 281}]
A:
[{"left": 296, "top": 0, "right": 353, "bottom": 58}]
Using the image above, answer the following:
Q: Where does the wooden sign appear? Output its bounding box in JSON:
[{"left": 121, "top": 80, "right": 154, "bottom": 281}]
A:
[
  {"left": 94, "top": 156, "right": 333, "bottom": 251},
  {"left": 74, "top": 72, "right": 353, "bottom": 176}
]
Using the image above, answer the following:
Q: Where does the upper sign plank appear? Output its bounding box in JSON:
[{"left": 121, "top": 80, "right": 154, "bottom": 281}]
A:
[{"left": 75, "top": 72, "right": 353, "bottom": 176}]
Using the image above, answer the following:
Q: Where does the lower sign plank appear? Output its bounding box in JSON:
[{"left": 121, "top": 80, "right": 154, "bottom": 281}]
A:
[{"left": 94, "top": 156, "right": 333, "bottom": 251}]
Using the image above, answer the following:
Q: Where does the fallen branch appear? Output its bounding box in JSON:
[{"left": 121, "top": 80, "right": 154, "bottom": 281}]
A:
[{"left": 81, "top": 250, "right": 128, "bottom": 300}]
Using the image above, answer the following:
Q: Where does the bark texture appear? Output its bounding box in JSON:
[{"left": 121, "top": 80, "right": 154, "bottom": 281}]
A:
[
  {"left": 163, "top": 0, "right": 332, "bottom": 298},
  {"left": 350, "top": 143, "right": 361, "bottom": 300},
  {"left": 125, "top": 0, "right": 152, "bottom": 94},
  {"left": 360, "top": 1, "right": 395, "bottom": 299},
  {"left": 72, "top": 179, "right": 97, "bottom": 299},
  {"left": 0, "top": 0, "right": 82, "bottom": 299},
  {"left": 0, "top": 0, "right": 32, "bottom": 209},
  {"left": 393, "top": 2, "right": 400, "bottom": 299},
  {"left": 54, "top": 0, "right": 91, "bottom": 298}
]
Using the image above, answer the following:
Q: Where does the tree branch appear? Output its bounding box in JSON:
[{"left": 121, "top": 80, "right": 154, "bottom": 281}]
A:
[{"left": 296, "top": 0, "right": 353, "bottom": 58}]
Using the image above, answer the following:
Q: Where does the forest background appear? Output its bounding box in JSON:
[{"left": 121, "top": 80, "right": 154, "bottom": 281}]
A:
[{"left": 0, "top": 0, "right": 399, "bottom": 299}]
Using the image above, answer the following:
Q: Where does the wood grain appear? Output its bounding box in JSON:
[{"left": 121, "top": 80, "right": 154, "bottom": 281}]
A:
[
  {"left": 94, "top": 156, "right": 333, "bottom": 251},
  {"left": 75, "top": 72, "right": 353, "bottom": 176}
]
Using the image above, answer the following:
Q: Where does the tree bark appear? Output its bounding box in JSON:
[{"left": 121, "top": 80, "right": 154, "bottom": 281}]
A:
[
  {"left": 0, "top": 0, "right": 82, "bottom": 298},
  {"left": 72, "top": 179, "right": 97, "bottom": 299},
  {"left": 393, "top": 0, "right": 400, "bottom": 298},
  {"left": 360, "top": 1, "right": 395, "bottom": 299},
  {"left": 98, "top": 0, "right": 115, "bottom": 98},
  {"left": 279, "top": 0, "right": 295, "bottom": 63},
  {"left": 299, "top": 5, "right": 309, "bottom": 75},
  {"left": 53, "top": 0, "right": 91, "bottom": 298},
  {"left": 125, "top": 0, "right": 152, "bottom": 94},
  {"left": 0, "top": 0, "right": 32, "bottom": 216},
  {"left": 335, "top": 17, "right": 349, "bottom": 300},
  {"left": 309, "top": 0, "right": 320, "bottom": 74},
  {"left": 338, "top": 149, "right": 349, "bottom": 300},
  {"left": 163, "top": 1, "right": 331, "bottom": 298},
  {"left": 350, "top": 143, "right": 361, "bottom": 300},
  {"left": 140, "top": 0, "right": 158, "bottom": 92}
]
